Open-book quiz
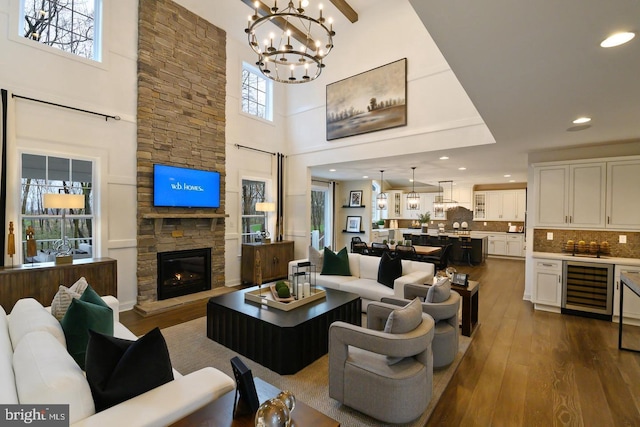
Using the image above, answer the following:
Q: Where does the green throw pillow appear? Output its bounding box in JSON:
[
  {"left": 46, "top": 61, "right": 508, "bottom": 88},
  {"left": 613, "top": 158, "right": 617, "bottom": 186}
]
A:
[
  {"left": 321, "top": 247, "right": 351, "bottom": 276},
  {"left": 60, "top": 285, "right": 114, "bottom": 370}
]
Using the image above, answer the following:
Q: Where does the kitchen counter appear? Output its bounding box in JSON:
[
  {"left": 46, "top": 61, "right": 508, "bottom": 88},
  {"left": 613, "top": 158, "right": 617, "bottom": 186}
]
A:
[{"left": 532, "top": 252, "right": 640, "bottom": 267}]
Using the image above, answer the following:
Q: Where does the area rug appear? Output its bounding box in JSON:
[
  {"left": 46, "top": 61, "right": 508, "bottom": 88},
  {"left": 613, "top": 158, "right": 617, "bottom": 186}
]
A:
[{"left": 162, "top": 317, "right": 471, "bottom": 427}]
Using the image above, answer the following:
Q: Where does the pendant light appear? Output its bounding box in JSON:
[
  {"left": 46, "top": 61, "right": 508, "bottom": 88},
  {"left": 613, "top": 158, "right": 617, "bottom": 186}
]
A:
[
  {"left": 376, "top": 170, "right": 387, "bottom": 210},
  {"left": 406, "top": 166, "right": 420, "bottom": 210}
]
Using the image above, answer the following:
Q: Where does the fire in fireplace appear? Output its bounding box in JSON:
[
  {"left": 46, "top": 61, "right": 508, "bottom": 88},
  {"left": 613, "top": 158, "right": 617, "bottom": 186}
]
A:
[{"left": 157, "top": 248, "right": 212, "bottom": 300}]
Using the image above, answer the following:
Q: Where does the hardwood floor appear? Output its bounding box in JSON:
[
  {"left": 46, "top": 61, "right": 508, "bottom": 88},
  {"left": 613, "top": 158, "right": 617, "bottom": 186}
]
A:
[{"left": 120, "top": 258, "right": 640, "bottom": 426}]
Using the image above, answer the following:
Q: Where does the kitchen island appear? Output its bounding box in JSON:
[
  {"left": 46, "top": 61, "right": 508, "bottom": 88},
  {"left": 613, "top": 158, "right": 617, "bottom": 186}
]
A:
[{"left": 402, "top": 231, "right": 488, "bottom": 265}]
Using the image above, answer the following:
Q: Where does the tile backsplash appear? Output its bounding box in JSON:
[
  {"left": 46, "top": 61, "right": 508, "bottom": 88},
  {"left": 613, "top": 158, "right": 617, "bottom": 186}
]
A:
[{"left": 533, "top": 228, "right": 640, "bottom": 259}]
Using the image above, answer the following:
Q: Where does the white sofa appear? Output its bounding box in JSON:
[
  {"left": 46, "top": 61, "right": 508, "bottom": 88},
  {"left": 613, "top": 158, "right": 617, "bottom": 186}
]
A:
[
  {"left": 0, "top": 296, "right": 235, "bottom": 427},
  {"left": 289, "top": 253, "right": 434, "bottom": 309}
]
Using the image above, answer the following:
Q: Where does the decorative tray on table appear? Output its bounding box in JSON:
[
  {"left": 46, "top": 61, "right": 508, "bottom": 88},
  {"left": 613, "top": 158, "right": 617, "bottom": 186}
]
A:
[{"left": 244, "top": 283, "right": 326, "bottom": 311}]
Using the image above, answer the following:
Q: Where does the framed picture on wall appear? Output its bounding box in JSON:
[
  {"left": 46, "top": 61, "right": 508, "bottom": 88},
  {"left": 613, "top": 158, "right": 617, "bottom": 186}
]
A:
[
  {"left": 349, "top": 190, "right": 363, "bottom": 207},
  {"left": 346, "top": 216, "right": 362, "bottom": 232}
]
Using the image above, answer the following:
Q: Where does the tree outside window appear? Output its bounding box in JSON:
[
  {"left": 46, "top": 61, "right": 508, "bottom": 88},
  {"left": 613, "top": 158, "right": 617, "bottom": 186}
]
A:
[
  {"left": 21, "top": 154, "right": 94, "bottom": 261},
  {"left": 241, "top": 179, "right": 267, "bottom": 243},
  {"left": 311, "top": 190, "right": 325, "bottom": 248},
  {"left": 21, "top": 0, "right": 101, "bottom": 61},
  {"left": 242, "top": 63, "right": 272, "bottom": 121}
]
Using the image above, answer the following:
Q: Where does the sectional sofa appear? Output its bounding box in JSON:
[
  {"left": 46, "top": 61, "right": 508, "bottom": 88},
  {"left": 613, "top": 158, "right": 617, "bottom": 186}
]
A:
[
  {"left": 289, "top": 252, "right": 435, "bottom": 309},
  {"left": 0, "top": 296, "right": 235, "bottom": 426}
]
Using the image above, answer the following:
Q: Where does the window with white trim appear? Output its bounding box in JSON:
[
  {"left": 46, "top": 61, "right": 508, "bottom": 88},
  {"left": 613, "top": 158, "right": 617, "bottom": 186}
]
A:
[
  {"left": 20, "top": 0, "right": 102, "bottom": 61},
  {"left": 241, "top": 62, "right": 273, "bottom": 121},
  {"left": 241, "top": 178, "right": 268, "bottom": 243},
  {"left": 21, "top": 153, "right": 95, "bottom": 262}
]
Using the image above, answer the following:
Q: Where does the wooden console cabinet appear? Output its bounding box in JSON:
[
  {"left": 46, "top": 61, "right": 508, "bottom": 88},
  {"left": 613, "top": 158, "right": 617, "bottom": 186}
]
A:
[
  {"left": 241, "top": 241, "right": 294, "bottom": 285},
  {"left": 0, "top": 258, "right": 117, "bottom": 312}
]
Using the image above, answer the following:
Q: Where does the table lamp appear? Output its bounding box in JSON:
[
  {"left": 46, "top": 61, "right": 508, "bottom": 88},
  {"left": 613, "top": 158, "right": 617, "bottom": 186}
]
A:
[
  {"left": 255, "top": 201, "right": 276, "bottom": 243},
  {"left": 43, "top": 193, "right": 85, "bottom": 256}
]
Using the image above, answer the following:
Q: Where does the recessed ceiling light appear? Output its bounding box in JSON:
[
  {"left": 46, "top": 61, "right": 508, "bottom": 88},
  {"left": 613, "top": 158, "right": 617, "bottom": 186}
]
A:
[
  {"left": 329, "top": 169, "right": 336, "bottom": 172},
  {"left": 458, "top": 167, "right": 466, "bottom": 171},
  {"left": 573, "top": 117, "right": 591, "bottom": 124},
  {"left": 439, "top": 156, "right": 449, "bottom": 160},
  {"left": 409, "top": 179, "right": 414, "bottom": 182},
  {"left": 509, "top": 180, "right": 515, "bottom": 183},
  {"left": 504, "top": 174, "right": 511, "bottom": 178},
  {"left": 600, "top": 31, "right": 635, "bottom": 48},
  {"left": 362, "top": 175, "right": 368, "bottom": 179}
]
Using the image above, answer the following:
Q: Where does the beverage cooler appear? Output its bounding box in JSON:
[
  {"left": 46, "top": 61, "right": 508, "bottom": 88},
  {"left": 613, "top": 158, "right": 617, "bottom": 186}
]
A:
[{"left": 562, "top": 260, "right": 614, "bottom": 320}]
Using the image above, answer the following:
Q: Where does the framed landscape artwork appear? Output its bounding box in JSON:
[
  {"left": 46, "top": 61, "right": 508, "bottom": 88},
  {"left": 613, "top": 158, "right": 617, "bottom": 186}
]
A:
[
  {"left": 349, "top": 190, "right": 363, "bottom": 207},
  {"left": 326, "top": 58, "right": 407, "bottom": 141},
  {"left": 346, "top": 216, "right": 362, "bottom": 232}
]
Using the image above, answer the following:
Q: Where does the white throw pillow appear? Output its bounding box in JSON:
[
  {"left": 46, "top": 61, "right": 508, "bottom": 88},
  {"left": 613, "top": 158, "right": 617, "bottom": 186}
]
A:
[
  {"left": 8, "top": 298, "right": 66, "bottom": 349},
  {"left": 13, "top": 331, "right": 95, "bottom": 424},
  {"left": 51, "top": 277, "right": 90, "bottom": 320}
]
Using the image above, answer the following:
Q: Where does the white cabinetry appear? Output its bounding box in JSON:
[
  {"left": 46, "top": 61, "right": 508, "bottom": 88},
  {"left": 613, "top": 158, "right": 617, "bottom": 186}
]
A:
[
  {"left": 381, "top": 191, "right": 404, "bottom": 219},
  {"left": 371, "top": 230, "right": 389, "bottom": 244},
  {"left": 607, "top": 159, "right": 640, "bottom": 230},
  {"left": 487, "top": 233, "right": 506, "bottom": 255},
  {"left": 613, "top": 265, "right": 640, "bottom": 325},
  {"left": 506, "top": 234, "right": 524, "bottom": 257},
  {"left": 532, "top": 258, "right": 562, "bottom": 311},
  {"left": 478, "top": 189, "right": 526, "bottom": 221},
  {"left": 534, "top": 162, "right": 607, "bottom": 228}
]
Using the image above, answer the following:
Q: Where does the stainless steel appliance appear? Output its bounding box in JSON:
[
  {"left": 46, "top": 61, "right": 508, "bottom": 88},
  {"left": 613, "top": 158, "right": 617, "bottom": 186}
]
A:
[{"left": 562, "top": 260, "right": 614, "bottom": 320}]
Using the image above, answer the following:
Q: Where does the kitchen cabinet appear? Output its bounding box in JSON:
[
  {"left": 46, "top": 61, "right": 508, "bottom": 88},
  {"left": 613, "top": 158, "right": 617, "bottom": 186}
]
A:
[
  {"left": 613, "top": 265, "right": 640, "bottom": 324},
  {"left": 532, "top": 258, "right": 562, "bottom": 311},
  {"left": 381, "top": 190, "right": 404, "bottom": 219},
  {"left": 371, "top": 229, "right": 389, "bottom": 243},
  {"left": 534, "top": 162, "right": 606, "bottom": 227},
  {"left": 606, "top": 159, "right": 640, "bottom": 230},
  {"left": 485, "top": 189, "right": 526, "bottom": 221},
  {"left": 488, "top": 233, "right": 506, "bottom": 255},
  {"left": 506, "top": 234, "right": 524, "bottom": 257},
  {"left": 241, "top": 241, "right": 294, "bottom": 285},
  {"left": 473, "top": 192, "right": 486, "bottom": 220}
]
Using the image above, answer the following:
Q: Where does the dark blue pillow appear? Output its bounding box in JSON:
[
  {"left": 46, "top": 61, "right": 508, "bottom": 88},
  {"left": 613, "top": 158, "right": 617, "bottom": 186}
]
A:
[
  {"left": 377, "top": 251, "right": 402, "bottom": 288},
  {"left": 85, "top": 327, "right": 174, "bottom": 412}
]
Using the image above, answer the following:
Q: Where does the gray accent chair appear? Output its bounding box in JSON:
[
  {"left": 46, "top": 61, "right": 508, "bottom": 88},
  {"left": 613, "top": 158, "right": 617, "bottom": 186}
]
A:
[
  {"left": 382, "top": 283, "right": 460, "bottom": 368},
  {"left": 328, "top": 301, "right": 435, "bottom": 424}
]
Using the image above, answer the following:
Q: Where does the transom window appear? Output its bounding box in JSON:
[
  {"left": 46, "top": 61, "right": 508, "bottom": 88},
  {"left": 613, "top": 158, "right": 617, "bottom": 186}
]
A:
[
  {"left": 21, "top": 153, "right": 95, "bottom": 262},
  {"left": 20, "top": 0, "right": 102, "bottom": 61},
  {"left": 241, "top": 63, "right": 272, "bottom": 121}
]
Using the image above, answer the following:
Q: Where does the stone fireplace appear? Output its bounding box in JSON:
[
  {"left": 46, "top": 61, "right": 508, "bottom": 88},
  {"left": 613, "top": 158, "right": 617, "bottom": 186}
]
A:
[
  {"left": 157, "top": 248, "right": 212, "bottom": 300},
  {"left": 136, "top": 0, "right": 227, "bottom": 305}
]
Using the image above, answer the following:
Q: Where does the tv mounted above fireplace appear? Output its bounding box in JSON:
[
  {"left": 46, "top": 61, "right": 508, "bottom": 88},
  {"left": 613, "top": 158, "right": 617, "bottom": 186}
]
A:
[{"left": 153, "top": 164, "right": 220, "bottom": 208}]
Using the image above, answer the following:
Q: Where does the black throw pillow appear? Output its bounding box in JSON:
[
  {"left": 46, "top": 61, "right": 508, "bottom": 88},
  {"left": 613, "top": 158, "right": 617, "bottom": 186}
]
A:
[
  {"left": 85, "top": 327, "right": 174, "bottom": 412},
  {"left": 377, "top": 251, "right": 403, "bottom": 288}
]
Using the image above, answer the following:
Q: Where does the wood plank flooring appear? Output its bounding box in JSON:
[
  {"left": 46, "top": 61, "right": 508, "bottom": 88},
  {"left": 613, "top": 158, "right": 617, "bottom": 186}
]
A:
[{"left": 120, "top": 258, "right": 640, "bottom": 426}]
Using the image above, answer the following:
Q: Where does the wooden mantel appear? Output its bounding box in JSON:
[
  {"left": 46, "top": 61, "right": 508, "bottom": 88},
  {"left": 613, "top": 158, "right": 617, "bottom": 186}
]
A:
[{"left": 142, "top": 213, "right": 229, "bottom": 233}]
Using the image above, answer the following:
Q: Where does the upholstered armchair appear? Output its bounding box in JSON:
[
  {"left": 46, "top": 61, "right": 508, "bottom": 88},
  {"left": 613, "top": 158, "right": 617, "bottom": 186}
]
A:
[
  {"left": 329, "top": 300, "right": 435, "bottom": 424},
  {"left": 382, "top": 282, "right": 460, "bottom": 368}
]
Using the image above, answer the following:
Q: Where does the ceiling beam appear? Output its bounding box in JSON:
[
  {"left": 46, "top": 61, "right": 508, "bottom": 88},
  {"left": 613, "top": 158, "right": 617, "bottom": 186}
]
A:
[
  {"left": 329, "top": 0, "right": 358, "bottom": 23},
  {"left": 240, "top": 0, "right": 318, "bottom": 50}
]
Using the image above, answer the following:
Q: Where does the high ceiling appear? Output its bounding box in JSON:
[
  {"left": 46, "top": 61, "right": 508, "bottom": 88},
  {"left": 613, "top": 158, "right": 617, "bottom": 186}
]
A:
[
  {"left": 309, "top": 0, "right": 640, "bottom": 187},
  {"left": 178, "top": 0, "right": 640, "bottom": 188}
]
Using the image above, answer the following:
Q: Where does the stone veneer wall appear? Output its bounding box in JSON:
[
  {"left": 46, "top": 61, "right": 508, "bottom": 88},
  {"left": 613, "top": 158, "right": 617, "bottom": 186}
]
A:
[{"left": 136, "top": 0, "right": 226, "bottom": 304}]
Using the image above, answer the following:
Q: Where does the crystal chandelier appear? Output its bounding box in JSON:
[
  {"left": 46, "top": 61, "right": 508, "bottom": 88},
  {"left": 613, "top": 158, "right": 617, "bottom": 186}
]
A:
[
  {"left": 245, "top": 1, "right": 335, "bottom": 84},
  {"left": 377, "top": 170, "right": 387, "bottom": 210},
  {"left": 406, "top": 166, "right": 420, "bottom": 210}
]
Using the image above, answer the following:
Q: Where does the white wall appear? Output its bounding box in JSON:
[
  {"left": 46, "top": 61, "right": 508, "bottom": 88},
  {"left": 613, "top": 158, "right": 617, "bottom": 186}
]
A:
[
  {"left": 282, "top": 1, "right": 493, "bottom": 258},
  {"left": 0, "top": 0, "right": 139, "bottom": 309}
]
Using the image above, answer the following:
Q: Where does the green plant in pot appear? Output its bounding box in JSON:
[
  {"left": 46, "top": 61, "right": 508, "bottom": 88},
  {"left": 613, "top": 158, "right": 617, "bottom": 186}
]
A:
[
  {"left": 377, "top": 219, "right": 385, "bottom": 228},
  {"left": 418, "top": 212, "right": 431, "bottom": 233}
]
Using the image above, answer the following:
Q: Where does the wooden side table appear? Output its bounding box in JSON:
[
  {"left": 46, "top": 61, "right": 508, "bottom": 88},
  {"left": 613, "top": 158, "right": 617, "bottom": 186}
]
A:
[
  {"left": 170, "top": 377, "right": 339, "bottom": 427},
  {"left": 451, "top": 280, "right": 479, "bottom": 337}
]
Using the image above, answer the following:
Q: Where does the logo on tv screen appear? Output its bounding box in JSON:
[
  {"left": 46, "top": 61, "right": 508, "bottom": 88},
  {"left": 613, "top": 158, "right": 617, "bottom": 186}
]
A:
[{"left": 153, "top": 164, "right": 220, "bottom": 208}]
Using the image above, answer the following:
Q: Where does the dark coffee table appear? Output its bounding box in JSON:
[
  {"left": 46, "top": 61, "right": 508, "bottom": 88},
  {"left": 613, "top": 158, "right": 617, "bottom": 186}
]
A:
[{"left": 207, "top": 286, "right": 361, "bottom": 374}]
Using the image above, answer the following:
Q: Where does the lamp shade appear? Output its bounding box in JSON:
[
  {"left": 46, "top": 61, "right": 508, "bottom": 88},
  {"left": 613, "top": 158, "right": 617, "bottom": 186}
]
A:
[
  {"left": 255, "top": 202, "right": 276, "bottom": 212},
  {"left": 43, "top": 193, "right": 85, "bottom": 209}
]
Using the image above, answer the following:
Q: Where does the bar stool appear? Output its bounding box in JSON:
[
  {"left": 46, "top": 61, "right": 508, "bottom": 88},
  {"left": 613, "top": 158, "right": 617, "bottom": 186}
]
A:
[{"left": 459, "top": 235, "right": 473, "bottom": 266}]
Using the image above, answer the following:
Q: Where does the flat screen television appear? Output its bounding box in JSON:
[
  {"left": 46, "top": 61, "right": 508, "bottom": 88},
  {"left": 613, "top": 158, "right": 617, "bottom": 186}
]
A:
[{"left": 153, "top": 164, "right": 220, "bottom": 208}]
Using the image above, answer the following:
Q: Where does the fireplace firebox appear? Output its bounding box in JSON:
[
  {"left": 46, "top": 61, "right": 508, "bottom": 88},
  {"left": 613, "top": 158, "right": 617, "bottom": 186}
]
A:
[{"left": 157, "top": 248, "right": 212, "bottom": 300}]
